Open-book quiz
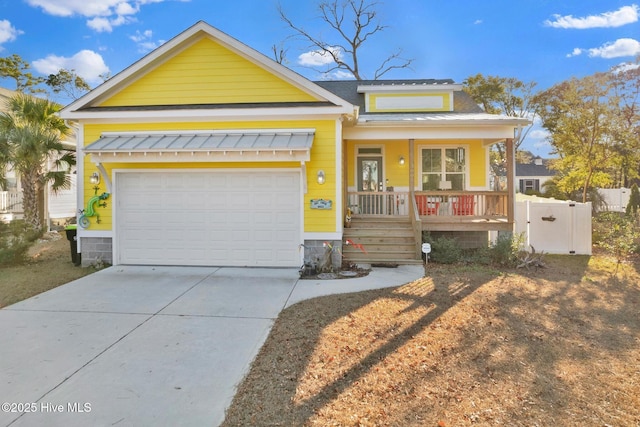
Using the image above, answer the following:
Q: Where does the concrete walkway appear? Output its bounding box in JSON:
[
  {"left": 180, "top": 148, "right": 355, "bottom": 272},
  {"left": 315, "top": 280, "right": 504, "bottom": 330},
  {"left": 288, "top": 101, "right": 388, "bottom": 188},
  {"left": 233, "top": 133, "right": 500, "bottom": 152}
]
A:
[{"left": 0, "top": 264, "right": 423, "bottom": 427}]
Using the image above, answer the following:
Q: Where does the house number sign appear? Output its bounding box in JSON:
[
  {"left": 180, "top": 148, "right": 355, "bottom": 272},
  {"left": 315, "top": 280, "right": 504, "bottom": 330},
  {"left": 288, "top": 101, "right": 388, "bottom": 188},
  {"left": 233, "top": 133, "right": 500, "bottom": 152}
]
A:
[{"left": 310, "top": 199, "right": 332, "bottom": 209}]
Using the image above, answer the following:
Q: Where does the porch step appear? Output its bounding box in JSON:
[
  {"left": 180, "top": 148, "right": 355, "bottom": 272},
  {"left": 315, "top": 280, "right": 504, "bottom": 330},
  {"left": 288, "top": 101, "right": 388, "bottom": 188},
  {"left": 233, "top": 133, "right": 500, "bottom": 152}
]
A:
[{"left": 343, "top": 216, "right": 422, "bottom": 265}]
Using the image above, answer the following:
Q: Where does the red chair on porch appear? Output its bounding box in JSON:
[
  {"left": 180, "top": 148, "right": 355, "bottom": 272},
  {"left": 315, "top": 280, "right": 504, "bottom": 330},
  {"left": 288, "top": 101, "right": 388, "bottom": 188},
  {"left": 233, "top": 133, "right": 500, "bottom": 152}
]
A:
[
  {"left": 452, "top": 195, "right": 475, "bottom": 216},
  {"left": 415, "top": 195, "right": 439, "bottom": 216}
]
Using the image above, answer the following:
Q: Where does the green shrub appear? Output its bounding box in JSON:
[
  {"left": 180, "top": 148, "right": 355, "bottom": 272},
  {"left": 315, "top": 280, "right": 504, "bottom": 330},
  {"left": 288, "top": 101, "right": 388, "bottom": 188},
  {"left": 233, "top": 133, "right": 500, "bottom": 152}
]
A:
[
  {"left": 429, "top": 236, "right": 462, "bottom": 264},
  {"left": 489, "top": 232, "right": 524, "bottom": 267},
  {"left": 593, "top": 211, "right": 640, "bottom": 262},
  {"left": 0, "top": 220, "right": 43, "bottom": 266},
  {"left": 465, "top": 246, "right": 492, "bottom": 265}
]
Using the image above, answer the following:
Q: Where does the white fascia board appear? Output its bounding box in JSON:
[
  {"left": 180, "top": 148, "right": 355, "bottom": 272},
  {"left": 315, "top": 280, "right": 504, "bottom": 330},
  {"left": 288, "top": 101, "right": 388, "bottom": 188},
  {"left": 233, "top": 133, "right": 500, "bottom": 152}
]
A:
[
  {"left": 358, "top": 117, "right": 531, "bottom": 127},
  {"left": 357, "top": 84, "right": 463, "bottom": 93},
  {"left": 61, "top": 106, "right": 353, "bottom": 122},
  {"left": 88, "top": 151, "right": 310, "bottom": 164}
]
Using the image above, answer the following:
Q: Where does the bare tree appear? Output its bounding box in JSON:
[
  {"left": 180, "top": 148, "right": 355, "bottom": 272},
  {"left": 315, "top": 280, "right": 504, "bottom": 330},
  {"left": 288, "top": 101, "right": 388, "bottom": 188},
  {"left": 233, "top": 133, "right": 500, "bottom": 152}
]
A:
[{"left": 277, "top": 0, "right": 413, "bottom": 80}]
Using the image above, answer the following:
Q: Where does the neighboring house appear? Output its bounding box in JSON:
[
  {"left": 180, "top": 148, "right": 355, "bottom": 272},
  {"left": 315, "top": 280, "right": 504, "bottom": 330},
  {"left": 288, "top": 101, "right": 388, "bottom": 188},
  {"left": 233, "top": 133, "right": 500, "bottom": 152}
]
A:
[
  {"left": 0, "top": 87, "right": 77, "bottom": 226},
  {"left": 516, "top": 157, "right": 555, "bottom": 194},
  {"left": 60, "top": 21, "right": 529, "bottom": 268}
]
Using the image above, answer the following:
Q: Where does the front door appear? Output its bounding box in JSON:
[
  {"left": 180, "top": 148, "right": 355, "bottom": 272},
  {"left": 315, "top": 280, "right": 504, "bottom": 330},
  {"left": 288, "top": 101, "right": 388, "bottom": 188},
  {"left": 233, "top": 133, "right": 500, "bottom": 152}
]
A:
[{"left": 357, "top": 157, "right": 383, "bottom": 214}]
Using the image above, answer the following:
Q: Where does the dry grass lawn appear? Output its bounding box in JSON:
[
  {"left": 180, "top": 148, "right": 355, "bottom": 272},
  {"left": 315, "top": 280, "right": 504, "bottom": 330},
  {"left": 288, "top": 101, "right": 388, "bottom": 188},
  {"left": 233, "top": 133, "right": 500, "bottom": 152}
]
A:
[
  {"left": 223, "top": 256, "right": 640, "bottom": 426},
  {"left": 0, "top": 231, "right": 95, "bottom": 308}
]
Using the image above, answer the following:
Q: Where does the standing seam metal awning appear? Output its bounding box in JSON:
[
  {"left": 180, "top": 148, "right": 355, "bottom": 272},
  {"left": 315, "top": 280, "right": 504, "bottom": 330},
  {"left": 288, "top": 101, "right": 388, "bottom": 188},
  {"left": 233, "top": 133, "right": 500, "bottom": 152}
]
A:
[{"left": 83, "top": 129, "right": 315, "bottom": 163}]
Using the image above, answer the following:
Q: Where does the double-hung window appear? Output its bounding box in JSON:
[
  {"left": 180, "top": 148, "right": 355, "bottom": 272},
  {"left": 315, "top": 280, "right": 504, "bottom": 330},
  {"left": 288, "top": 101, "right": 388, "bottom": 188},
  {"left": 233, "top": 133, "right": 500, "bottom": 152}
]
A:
[{"left": 421, "top": 148, "right": 466, "bottom": 190}]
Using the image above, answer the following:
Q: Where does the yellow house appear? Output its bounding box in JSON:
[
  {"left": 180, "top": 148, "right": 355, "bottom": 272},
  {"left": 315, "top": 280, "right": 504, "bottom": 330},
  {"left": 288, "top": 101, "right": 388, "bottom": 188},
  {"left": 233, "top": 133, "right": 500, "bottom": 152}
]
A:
[{"left": 60, "top": 21, "right": 529, "bottom": 268}]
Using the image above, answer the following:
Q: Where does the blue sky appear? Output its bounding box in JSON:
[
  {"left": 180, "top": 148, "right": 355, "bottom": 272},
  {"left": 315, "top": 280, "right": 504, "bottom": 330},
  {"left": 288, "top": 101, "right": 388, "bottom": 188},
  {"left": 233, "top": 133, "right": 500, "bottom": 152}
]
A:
[{"left": 0, "top": 0, "right": 638, "bottom": 156}]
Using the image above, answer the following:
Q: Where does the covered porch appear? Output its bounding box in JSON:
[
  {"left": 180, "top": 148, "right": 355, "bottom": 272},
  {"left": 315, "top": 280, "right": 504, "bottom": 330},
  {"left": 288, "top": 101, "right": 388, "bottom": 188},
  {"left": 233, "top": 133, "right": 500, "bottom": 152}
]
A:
[{"left": 342, "top": 135, "right": 519, "bottom": 262}]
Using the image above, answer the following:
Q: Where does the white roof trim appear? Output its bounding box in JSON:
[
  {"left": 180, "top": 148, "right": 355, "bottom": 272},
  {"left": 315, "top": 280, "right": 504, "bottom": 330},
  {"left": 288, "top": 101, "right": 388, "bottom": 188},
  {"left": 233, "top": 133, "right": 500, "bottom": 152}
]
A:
[
  {"left": 60, "top": 21, "right": 353, "bottom": 117},
  {"left": 60, "top": 105, "right": 352, "bottom": 121},
  {"left": 357, "top": 84, "right": 463, "bottom": 93},
  {"left": 357, "top": 112, "right": 531, "bottom": 126}
]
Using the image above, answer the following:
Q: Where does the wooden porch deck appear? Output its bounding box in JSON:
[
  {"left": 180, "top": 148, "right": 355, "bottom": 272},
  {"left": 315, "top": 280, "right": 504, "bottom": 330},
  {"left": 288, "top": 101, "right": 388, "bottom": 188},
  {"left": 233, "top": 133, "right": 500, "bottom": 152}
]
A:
[{"left": 347, "top": 190, "right": 513, "bottom": 232}]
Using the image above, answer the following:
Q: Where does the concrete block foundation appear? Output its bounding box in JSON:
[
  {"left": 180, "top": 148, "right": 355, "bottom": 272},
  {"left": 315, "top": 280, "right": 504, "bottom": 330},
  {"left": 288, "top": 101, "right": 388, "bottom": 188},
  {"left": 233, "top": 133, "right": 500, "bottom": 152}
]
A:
[{"left": 80, "top": 237, "right": 113, "bottom": 267}]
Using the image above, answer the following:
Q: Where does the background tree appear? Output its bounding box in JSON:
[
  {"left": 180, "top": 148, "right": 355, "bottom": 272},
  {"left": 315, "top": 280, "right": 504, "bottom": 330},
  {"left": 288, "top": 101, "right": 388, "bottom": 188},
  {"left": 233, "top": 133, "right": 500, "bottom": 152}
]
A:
[
  {"left": 534, "top": 73, "right": 622, "bottom": 203},
  {"left": 0, "top": 94, "right": 74, "bottom": 229},
  {"left": 0, "top": 54, "right": 46, "bottom": 94},
  {"left": 45, "top": 69, "right": 91, "bottom": 101},
  {"left": 277, "top": 0, "right": 413, "bottom": 80},
  {"left": 463, "top": 74, "right": 537, "bottom": 189},
  {"left": 0, "top": 55, "right": 96, "bottom": 102},
  {"left": 608, "top": 59, "right": 640, "bottom": 187},
  {"left": 463, "top": 74, "right": 537, "bottom": 149},
  {"left": 626, "top": 183, "right": 640, "bottom": 217}
]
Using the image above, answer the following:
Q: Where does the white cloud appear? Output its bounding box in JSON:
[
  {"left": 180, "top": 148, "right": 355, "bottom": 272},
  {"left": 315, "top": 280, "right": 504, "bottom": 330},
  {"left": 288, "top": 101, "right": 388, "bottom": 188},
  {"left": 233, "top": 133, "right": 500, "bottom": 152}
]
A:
[
  {"left": 25, "top": 0, "right": 120, "bottom": 17},
  {"left": 567, "top": 38, "right": 640, "bottom": 58},
  {"left": 0, "top": 20, "right": 22, "bottom": 46},
  {"left": 529, "top": 129, "right": 550, "bottom": 141},
  {"left": 588, "top": 38, "right": 640, "bottom": 58},
  {"left": 32, "top": 50, "right": 110, "bottom": 84},
  {"left": 545, "top": 4, "right": 639, "bottom": 29},
  {"left": 318, "top": 70, "right": 354, "bottom": 80},
  {"left": 130, "top": 29, "right": 153, "bottom": 43},
  {"left": 474, "top": 19, "right": 483, "bottom": 25},
  {"left": 86, "top": 17, "right": 112, "bottom": 32},
  {"left": 566, "top": 47, "right": 584, "bottom": 58},
  {"left": 87, "top": 14, "right": 136, "bottom": 32},
  {"left": 298, "top": 47, "right": 343, "bottom": 67},
  {"left": 115, "top": 2, "right": 139, "bottom": 16},
  {"left": 129, "top": 29, "right": 165, "bottom": 52},
  {"left": 613, "top": 61, "right": 640, "bottom": 73},
  {"left": 25, "top": 0, "right": 185, "bottom": 32}
]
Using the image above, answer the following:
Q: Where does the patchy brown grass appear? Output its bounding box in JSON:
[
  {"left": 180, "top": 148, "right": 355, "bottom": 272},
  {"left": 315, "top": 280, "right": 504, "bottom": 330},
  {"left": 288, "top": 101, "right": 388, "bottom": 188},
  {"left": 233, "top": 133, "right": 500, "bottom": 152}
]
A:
[
  {"left": 223, "top": 256, "right": 640, "bottom": 426},
  {"left": 0, "top": 231, "right": 95, "bottom": 308}
]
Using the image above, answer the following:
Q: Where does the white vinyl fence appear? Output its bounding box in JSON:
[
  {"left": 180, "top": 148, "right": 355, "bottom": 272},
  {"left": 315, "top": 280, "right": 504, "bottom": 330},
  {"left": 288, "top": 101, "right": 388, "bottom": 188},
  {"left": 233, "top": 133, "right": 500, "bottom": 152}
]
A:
[
  {"left": 598, "top": 188, "right": 629, "bottom": 213},
  {"left": 515, "top": 196, "right": 592, "bottom": 255}
]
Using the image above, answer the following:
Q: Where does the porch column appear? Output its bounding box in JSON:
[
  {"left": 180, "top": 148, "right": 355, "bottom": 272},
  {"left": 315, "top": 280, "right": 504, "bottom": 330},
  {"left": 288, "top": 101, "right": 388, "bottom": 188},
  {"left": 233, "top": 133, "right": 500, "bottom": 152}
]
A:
[
  {"left": 408, "top": 139, "right": 415, "bottom": 197},
  {"left": 342, "top": 138, "right": 348, "bottom": 220},
  {"left": 506, "top": 138, "right": 515, "bottom": 228}
]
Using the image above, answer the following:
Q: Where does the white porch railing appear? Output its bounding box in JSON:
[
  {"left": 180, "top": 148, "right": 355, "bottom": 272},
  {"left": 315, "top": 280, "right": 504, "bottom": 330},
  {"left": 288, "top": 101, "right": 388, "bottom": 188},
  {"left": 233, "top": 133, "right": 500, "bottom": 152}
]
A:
[
  {"left": 0, "top": 191, "right": 23, "bottom": 213},
  {"left": 347, "top": 191, "right": 509, "bottom": 219}
]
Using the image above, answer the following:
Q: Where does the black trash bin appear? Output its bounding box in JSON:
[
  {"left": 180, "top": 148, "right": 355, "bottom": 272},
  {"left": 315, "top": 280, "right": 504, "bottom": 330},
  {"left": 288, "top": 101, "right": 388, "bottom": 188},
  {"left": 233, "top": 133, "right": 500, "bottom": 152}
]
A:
[{"left": 64, "top": 225, "right": 81, "bottom": 266}]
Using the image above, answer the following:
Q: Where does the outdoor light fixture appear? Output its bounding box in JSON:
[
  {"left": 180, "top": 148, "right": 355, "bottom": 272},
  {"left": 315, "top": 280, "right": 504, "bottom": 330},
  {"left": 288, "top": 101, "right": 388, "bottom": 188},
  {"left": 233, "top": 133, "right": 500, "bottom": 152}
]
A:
[
  {"left": 317, "top": 170, "right": 326, "bottom": 185},
  {"left": 399, "top": 156, "right": 405, "bottom": 165},
  {"left": 89, "top": 172, "right": 100, "bottom": 185}
]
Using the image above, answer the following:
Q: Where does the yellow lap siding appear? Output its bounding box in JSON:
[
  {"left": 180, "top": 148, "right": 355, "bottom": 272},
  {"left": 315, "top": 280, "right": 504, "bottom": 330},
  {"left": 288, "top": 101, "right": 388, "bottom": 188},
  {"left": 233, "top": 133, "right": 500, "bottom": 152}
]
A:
[
  {"left": 345, "top": 139, "right": 487, "bottom": 191},
  {"left": 82, "top": 120, "right": 338, "bottom": 233},
  {"left": 468, "top": 141, "right": 487, "bottom": 188},
  {"left": 99, "top": 37, "right": 318, "bottom": 107}
]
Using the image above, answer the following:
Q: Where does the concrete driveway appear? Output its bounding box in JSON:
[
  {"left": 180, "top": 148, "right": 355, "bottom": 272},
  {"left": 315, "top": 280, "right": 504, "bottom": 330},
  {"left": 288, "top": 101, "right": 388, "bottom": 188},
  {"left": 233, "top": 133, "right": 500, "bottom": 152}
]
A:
[{"left": 0, "top": 264, "right": 423, "bottom": 427}]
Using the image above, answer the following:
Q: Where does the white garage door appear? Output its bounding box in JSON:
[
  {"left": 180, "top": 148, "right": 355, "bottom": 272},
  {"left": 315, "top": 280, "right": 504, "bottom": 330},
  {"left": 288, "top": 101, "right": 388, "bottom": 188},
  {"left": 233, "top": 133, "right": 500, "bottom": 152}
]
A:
[{"left": 115, "top": 171, "right": 301, "bottom": 266}]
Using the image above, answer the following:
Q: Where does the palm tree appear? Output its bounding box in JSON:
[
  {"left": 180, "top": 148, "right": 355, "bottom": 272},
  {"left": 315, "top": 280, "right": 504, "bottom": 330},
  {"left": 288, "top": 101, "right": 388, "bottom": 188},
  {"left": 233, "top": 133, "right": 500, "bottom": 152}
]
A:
[{"left": 0, "top": 93, "right": 74, "bottom": 229}]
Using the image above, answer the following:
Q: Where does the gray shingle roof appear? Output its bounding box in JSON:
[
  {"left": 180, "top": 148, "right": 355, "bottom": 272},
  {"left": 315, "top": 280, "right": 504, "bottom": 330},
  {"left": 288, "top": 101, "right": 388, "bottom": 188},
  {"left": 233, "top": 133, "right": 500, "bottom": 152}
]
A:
[
  {"left": 516, "top": 162, "right": 554, "bottom": 177},
  {"left": 313, "top": 79, "right": 483, "bottom": 114}
]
